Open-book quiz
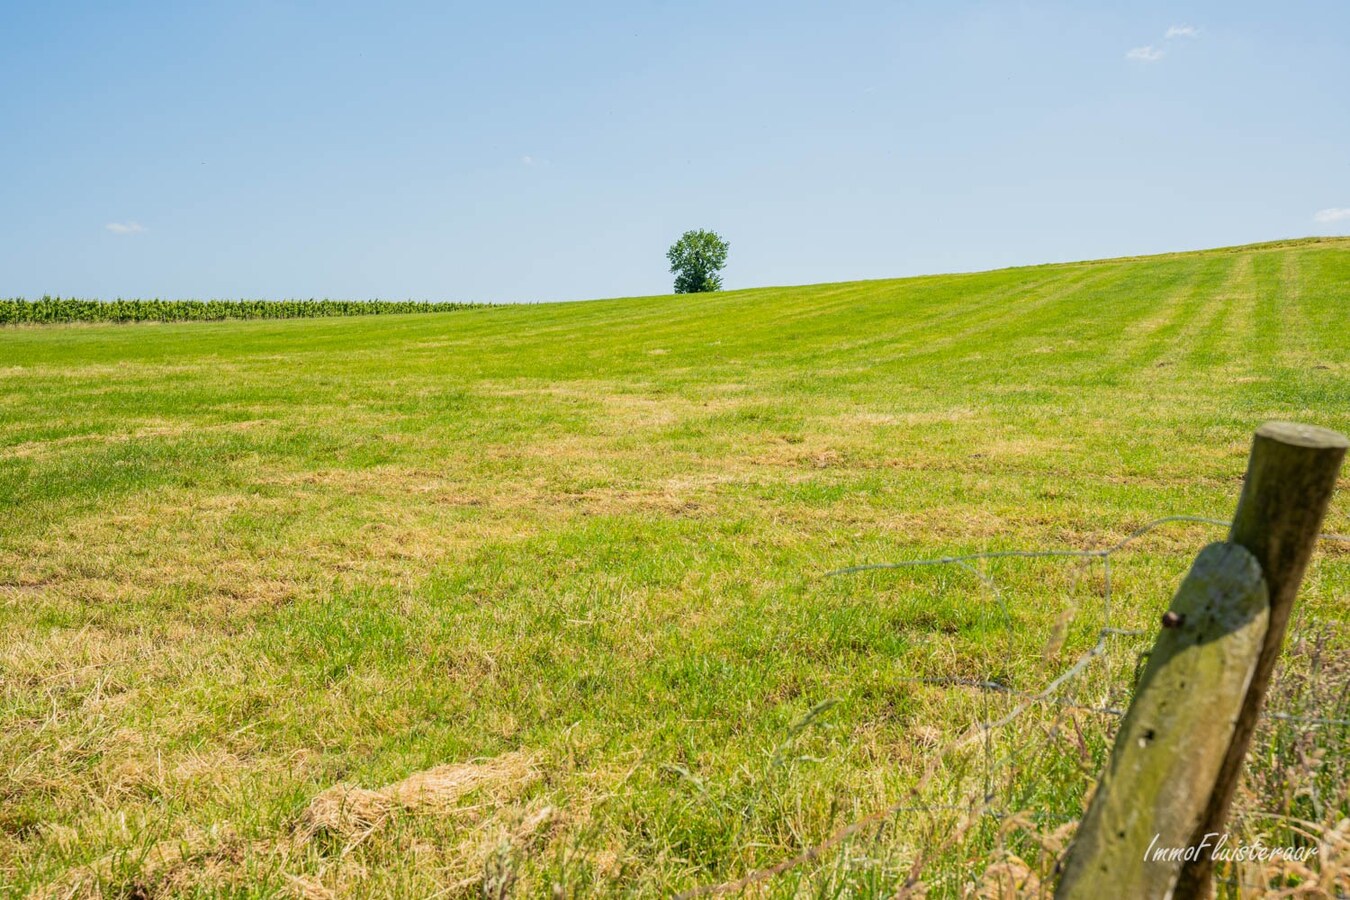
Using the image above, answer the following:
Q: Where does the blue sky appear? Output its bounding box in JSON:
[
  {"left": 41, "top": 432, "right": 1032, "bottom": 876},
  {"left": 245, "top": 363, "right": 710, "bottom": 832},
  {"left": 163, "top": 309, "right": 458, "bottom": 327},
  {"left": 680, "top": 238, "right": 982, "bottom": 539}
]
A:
[{"left": 2, "top": 1, "right": 1348, "bottom": 302}]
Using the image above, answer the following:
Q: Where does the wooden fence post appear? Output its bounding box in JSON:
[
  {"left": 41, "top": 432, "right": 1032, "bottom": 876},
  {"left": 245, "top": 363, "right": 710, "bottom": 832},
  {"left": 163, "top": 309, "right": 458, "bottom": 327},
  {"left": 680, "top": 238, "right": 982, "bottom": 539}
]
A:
[
  {"left": 1055, "top": 543, "right": 1269, "bottom": 898},
  {"left": 1173, "top": 422, "right": 1347, "bottom": 897},
  {"left": 1057, "top": 422, "right": 1346, "bottom": 899}
]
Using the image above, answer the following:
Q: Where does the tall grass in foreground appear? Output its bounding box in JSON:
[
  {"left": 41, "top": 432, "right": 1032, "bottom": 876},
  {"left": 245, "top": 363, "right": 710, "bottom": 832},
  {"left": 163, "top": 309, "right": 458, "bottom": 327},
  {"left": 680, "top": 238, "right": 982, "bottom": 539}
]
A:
[{"left": 0, "top": 297, "right": 482, "bottom": 325}]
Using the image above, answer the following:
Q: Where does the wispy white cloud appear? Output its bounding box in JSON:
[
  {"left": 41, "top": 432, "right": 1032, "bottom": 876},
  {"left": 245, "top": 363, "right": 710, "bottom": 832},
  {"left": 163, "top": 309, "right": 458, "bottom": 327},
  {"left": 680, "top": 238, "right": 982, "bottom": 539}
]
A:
[
  {"left": 1314, "top": 208, "right": 1350, "bottom": 224},
  {"left": 1127, "top": 25, "right": 1199, "bottom": 63},
  {"left": 522, "top": 155, "right": 535, "bottom": 166},
  {"left": 105, "top": 221, "right": 146, "bottom": 235},
  {"left": 1126, "top": 45, "right": 1164, "bottom": 62}
]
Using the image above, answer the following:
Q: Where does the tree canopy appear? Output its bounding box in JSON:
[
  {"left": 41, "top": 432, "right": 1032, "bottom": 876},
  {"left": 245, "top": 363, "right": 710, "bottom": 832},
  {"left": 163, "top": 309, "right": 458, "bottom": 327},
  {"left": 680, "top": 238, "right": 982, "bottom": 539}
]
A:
[{"left": 666, "top": 230, "right": 729, "bottom": 294}]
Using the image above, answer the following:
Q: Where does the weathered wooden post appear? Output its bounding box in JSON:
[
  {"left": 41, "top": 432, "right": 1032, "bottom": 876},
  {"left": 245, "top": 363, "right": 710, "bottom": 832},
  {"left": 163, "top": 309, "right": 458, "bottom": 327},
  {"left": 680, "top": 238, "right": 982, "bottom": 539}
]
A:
[
  {"left": 1057, "top": 422, "right": 1346, "bottom": 899},
  {"left": 1055, "top": 543, "right": 1270, "bottom": 897},
  {"left": 1174, "top": 422, "right": 1347, "bottom": 897}
]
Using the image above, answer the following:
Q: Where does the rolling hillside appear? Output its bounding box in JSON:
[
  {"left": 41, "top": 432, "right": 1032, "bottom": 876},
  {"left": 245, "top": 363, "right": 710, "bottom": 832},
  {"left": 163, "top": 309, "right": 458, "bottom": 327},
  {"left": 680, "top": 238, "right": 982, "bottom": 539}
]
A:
[{"left": 2, "top": 238, "right": 1348, "bottom": 895}]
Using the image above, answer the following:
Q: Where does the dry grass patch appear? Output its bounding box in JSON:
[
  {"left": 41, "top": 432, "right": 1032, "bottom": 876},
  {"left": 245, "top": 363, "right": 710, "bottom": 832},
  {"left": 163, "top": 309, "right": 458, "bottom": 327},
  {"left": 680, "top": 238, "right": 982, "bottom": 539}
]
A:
[{"left": 36, "top": 752, "right": 557, "bottom": 899}]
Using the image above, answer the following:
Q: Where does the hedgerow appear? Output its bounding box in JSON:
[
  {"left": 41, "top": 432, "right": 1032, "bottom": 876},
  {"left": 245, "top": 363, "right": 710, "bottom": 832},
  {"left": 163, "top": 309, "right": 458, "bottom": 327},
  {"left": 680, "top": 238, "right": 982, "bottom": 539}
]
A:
[{"left": 0, "top": 297, "right": 481, "bottom": 326}]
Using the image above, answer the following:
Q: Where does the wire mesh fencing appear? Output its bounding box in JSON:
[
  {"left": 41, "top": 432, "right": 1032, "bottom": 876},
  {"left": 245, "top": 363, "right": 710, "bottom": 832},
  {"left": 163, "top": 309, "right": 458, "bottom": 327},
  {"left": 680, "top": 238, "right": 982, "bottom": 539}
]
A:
[{"left": 677, "top": 517, "right": 1350, "bottom": 898}]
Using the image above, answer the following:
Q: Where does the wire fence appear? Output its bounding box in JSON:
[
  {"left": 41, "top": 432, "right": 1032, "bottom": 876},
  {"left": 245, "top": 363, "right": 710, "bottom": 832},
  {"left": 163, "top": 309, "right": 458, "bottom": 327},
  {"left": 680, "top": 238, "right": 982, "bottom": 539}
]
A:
[{"left": 677, "top": 516, "right": 1350, "bottom": 898}]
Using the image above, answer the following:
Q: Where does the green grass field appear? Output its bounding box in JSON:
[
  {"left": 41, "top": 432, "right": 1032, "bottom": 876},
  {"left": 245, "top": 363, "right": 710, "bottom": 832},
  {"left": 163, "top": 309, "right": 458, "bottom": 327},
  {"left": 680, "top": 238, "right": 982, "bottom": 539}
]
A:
[{"left": 3, "top": 238, "right": 1348, "bottom": 897}]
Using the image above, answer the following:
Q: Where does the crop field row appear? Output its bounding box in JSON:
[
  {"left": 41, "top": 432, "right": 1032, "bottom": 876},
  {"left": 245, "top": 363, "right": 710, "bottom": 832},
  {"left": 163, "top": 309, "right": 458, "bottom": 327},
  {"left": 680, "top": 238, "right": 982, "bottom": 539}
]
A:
[{"left": 0, "top": 297, "right": 481, "bottom": 326}]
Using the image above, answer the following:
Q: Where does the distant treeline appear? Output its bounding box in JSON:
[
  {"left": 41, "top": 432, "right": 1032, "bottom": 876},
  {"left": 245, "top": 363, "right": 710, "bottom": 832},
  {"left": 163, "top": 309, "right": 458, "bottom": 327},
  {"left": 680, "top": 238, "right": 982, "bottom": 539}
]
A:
[{"left": 0, "top": 297, "right": 483, "bottom": 326}]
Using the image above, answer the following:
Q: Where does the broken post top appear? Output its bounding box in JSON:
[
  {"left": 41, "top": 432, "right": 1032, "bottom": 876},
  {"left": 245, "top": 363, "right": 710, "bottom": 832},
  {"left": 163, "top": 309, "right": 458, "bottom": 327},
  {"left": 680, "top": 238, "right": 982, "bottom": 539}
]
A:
[{"left": 1254, "top": 421, "right": 1349, "bottom": 450}]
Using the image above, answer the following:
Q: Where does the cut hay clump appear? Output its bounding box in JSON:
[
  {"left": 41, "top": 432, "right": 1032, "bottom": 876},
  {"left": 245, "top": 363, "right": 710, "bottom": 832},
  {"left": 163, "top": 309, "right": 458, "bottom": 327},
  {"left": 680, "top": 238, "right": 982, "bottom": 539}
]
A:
[{"left": 299, "top": 750, "right": 540, "bottom": 840}]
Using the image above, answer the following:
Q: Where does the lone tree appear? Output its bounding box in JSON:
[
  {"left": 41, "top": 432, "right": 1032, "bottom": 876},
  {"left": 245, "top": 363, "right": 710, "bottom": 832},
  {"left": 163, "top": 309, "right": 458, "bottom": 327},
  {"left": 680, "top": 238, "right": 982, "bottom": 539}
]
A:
[{"left": 667, "top": 229, "right": 729, "bottom": 294}]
